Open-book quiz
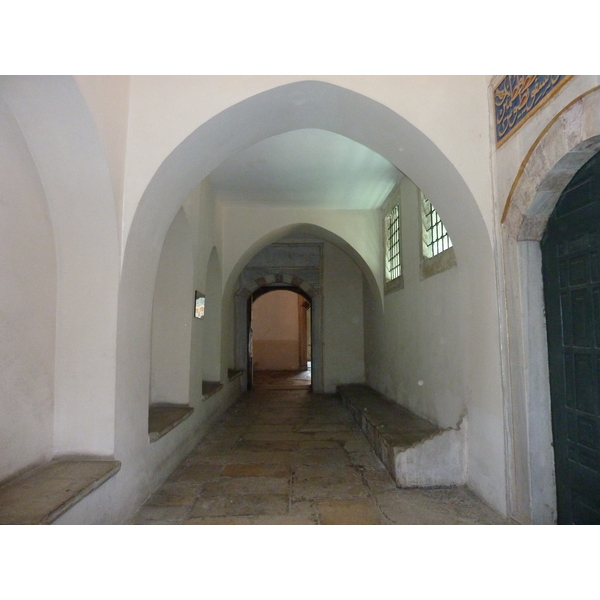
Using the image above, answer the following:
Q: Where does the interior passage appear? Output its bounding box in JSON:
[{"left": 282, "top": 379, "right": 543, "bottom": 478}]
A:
[{"left": 131, "top": 390, "right": 509, "bottom": 525}]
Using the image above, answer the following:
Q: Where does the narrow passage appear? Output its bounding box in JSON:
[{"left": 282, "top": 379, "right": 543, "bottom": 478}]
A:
[{"left": 132, "top": 389, "right": 508, "bottom": 525}]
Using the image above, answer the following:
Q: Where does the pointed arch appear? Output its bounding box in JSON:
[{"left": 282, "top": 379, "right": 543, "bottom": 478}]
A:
[{"left": 116, "top": 79, "right": 502, "bottom": 515}]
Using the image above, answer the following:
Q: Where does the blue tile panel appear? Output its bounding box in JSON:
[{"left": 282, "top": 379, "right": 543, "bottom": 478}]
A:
[{"left": 494, "top": 75, "right": 572, "bottom": 146}]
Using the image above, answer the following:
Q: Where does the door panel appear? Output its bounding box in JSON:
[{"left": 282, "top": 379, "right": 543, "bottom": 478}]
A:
[{"left": 542, "top": 152, "right": 600, "bottom": 524}]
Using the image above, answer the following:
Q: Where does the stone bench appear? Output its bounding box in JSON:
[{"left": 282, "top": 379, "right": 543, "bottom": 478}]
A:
[
  {"left": 0, "top": 459, "right": 121, "bottom": 524},
  {"left": 149, "top": 405, "right": 194, "bottom": 442},
  {"left": 202, "top": 381, "right": 223, "bottom": 400},
  {"left": 337, "top": 384, "right": 466, "bottom": 487}
]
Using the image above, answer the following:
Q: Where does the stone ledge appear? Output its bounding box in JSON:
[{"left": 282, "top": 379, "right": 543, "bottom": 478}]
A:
[
  {"left": 0, "top": 459, "right": 121, "bottom": 524},
  {"left": 202, "top": 381, "right": 223, "bottom": 401},
  {"left": 337, "top": 384, "right": 466, "bottom": 487},
  {"left": 149, "top": 404, "right": 194, "bottom": 442},
  {"left": 227, "top": 369, "right": 244, "bottom": 382}
]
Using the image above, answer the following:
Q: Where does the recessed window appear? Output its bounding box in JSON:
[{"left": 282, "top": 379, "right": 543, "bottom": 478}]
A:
[
  {"left": 386, "top": 203, "right": 401, "bottom": 281},
  {"left": 421, "top": 192, "right": 452, "bottom": 258},
  {"left": 383, "top": 185, "right": 403, "bottom": 293},
  {"left": 420, "top": 190, "right": 456, "bottom": 279}
]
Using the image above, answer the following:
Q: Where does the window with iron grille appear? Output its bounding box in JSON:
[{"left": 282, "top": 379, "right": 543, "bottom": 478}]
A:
[
  {"left": 385, "top": 202, "right": 401, "bottom": 282},
  {"left": 421, "top": 191, "right": 452, "bottom": 259}
]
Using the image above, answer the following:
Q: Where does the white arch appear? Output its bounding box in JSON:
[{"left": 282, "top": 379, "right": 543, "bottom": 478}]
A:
[
  {"left": 116, "top": 80, "right": 502, "bottom": 511},
  {"left": 0, "top": 76, "right": 120, "bottom": 458}
]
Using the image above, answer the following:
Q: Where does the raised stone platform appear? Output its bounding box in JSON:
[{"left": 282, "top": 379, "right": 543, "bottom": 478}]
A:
[
  {"left": 337, "top": 384, "right": 466, "bottom": 487},
  {"left": 202, "top": 381, "right": 223, "bottom": 400},
  {"left": 149, "top": 404, "right": 194, "bottom": 442},
  {"left": 0, "top": 459, "right": 121, "bottom": 524}
]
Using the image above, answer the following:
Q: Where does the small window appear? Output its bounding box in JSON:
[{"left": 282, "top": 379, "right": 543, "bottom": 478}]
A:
[
  {"left": 421, "top": 192, "right": 452, "bottom": 258},
  {"left": 385, "top": 202, "right": 401, "bottom": 282},
  {"left": 420, "top": 191, "right": 456, "bottom": 279},
  {"left": 383, "top": 184, "right": 404, "bottom": 293}
]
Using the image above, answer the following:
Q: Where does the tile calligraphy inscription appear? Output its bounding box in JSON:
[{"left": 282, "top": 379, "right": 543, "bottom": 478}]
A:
[{"left": 494, "top": 75, "right": 571, "bottom": 146}]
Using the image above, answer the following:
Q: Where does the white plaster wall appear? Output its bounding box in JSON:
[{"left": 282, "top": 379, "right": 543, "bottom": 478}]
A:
[
  {"left": 364, "top": 176, "right": 506, "bottom": 512},
  {"left": 150, "top": 208, "right": 193, "bottom": 405},
  {"left": 0, "top": 96, "right": 56, "bottom": 480},
  {"left": 74, "top": 76, "right": 130, "bottom": 245},
  {"left": 202, "top": 247, "right": 223, "bottom": 382},
  {"left": 253, "top": 290, "right": 301, "bottom": 371},
  {"left": 184, "top": 181, "right": 224, "bottom": 397},
  {"left": 323, "top": 243, "right": 365, "bottom": 391}
]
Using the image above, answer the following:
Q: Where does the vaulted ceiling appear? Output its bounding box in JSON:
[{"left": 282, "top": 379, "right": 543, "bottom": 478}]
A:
[{"left": 208, "top": 128, "right": 404, "bottom": 210}]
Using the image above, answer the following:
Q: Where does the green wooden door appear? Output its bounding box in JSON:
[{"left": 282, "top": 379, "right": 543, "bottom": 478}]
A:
[{"left": 542, "top": 152, "right": 600, "bottom": 524}]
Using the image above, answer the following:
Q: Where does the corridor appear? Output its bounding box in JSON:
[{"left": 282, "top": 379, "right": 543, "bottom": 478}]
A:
[{"left": 132, "top": 390, "right": 509, "bottom": 525}]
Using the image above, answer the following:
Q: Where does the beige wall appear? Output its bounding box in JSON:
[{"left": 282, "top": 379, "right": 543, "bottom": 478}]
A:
[{"left": 253, "top": 290, "right": 302, "bottom": 371}]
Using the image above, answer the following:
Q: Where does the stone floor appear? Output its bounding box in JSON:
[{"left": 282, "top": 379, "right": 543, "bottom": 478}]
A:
[
  {"left": 131, "top": 389, "right": 511, "bottom": 525},
  {"left": 252, "top": 366, "right": 311, "bottom": 390}
]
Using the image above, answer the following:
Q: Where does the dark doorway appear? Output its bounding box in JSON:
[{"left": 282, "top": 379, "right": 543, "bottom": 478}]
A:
[
  {"left": 249, "top": 286, "right": 312, "bottom": 391},
  {"left": 542, "top": 151, "right": 600, "bottom": 524}
]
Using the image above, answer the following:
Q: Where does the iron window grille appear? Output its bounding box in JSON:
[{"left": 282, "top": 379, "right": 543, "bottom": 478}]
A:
[
  {"left": 421, "top": 192, "right": 452, "bottom": 259},
  {"left": 385, "top": 203, "right": 401, "bottom": 281}
]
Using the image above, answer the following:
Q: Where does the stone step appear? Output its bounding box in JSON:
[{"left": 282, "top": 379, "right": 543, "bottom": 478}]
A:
[{"left": 337, "top": 384, "right": 466, "bottom": 487}]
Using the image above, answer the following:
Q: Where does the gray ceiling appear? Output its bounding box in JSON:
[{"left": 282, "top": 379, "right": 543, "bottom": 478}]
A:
[{"left": 208, "top": 128, "right": 404, "bottom": 209}]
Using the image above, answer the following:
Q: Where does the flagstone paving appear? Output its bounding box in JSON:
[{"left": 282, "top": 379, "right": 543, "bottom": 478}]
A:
[{"left": 130, "top": 389, "right": 511, "bottom": 525}]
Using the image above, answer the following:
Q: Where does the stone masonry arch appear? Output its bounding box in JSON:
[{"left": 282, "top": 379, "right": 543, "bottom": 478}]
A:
[{"left": 501, "top": 86, "right": 600, "bottom": 524}]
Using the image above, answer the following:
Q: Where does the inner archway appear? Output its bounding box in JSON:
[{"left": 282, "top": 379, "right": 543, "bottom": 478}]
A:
[{"left": 251, "top": 287, "right": 312, "bottom": 391}]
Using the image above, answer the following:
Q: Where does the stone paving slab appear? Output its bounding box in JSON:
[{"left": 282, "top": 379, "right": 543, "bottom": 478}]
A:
[
  {"left": 202, "top": 476, "right": 290, "bottom": 496},
  {"left": 130, "top": 390, "right": 511, "bottom": 525},
  {"left": 221, "top": 464, "right": 291, "bottom": 478},
  {"left": 189, "top": 494, "right": 289, "bottom": 518},
  {"left": 317, "top": 499, "right": 382, "bottom": 525}
]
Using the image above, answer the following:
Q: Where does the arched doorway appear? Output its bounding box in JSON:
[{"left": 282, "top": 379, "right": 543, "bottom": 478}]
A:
[
  {"left": 542, "top": 151, "right": 600, "bottom": 524},
  {"left": 501, "top": 86, "right": 600, "bottom": 523},
  {"left": 250, "top": 287, "right": 312, "bottom": 391}
]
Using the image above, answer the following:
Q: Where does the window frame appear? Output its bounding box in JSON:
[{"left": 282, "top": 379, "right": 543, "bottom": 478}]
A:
[
  {"left": 383, "top": 185, "right": 404, "bottom": 294},
  {"left": 419, "top": 190, "right": 456, "bottom": 279}
]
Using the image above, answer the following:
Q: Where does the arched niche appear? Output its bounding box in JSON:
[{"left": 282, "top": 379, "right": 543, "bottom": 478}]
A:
[
  {"left": 0, "top": 92, "right": 57, "bottom": 480},
  {"left": 500, "top": 86, "right": 600, "bottom": 524},
  {"left": 150, "top": 208, "right": 194, "bottom": 406},
  {"left": 0, "top": 76, "right": 119, "bottom": 458}
]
